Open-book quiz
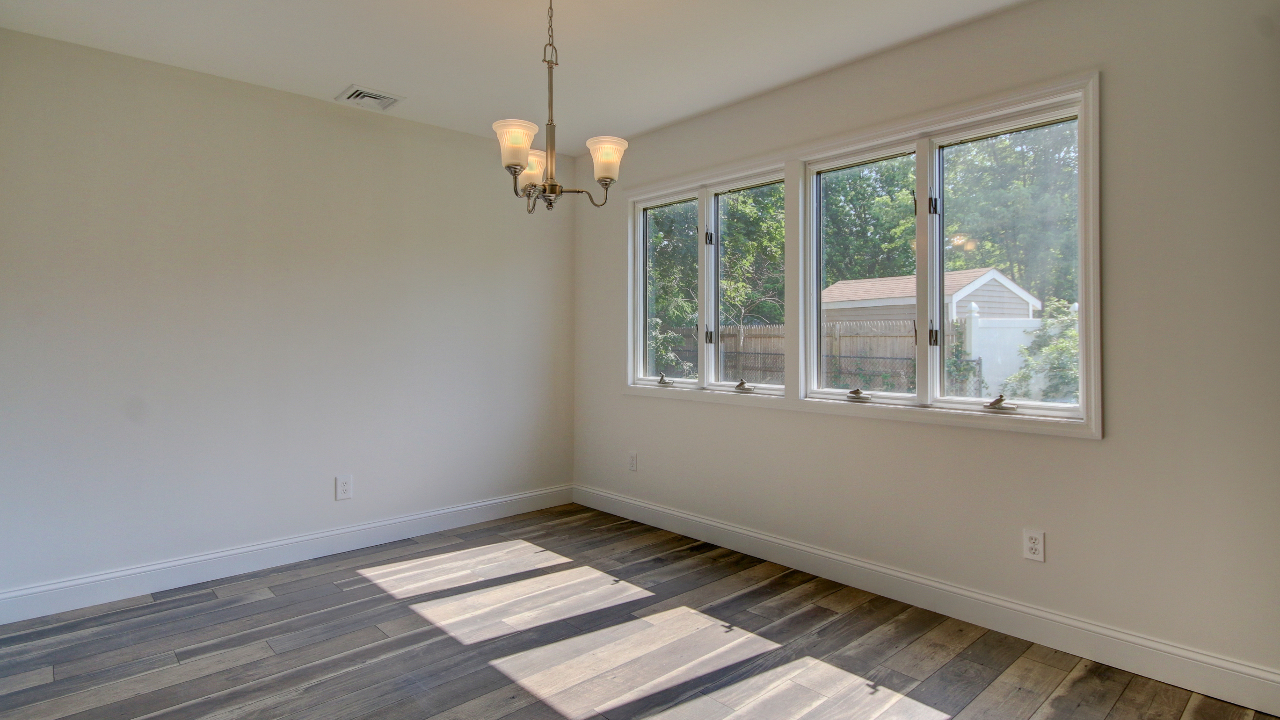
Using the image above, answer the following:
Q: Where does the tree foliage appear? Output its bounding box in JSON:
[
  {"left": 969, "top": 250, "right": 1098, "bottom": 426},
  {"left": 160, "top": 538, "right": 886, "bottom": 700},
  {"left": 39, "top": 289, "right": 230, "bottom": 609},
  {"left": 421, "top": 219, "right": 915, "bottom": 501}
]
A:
[
  {"left": 718, "top": 182, "right": 786, "bottom": 328},
  {"left": 1001, "top": 299, "right": 1080, "bottom": 402},
  {"left": 644, "top": 199, "right": 699, "bottom": 378},
  {"left": 820, "top": 153, "right": 917, "bottom": 288},
  {"left": 942, "top": 121, "right": 1079, "bottom": 305}
]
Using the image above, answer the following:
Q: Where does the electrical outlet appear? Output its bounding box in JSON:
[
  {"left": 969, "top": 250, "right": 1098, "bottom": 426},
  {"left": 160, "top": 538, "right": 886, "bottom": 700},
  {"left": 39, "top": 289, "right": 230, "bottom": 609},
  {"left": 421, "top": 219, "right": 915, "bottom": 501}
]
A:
[
  {"left": 336, "top": 475, "right": 354, "bottom": 501},
  {"left": 628, "top": 452, "right": 638, "bottom": 472},
  {"left": 1023, "top": 528, "right": 1044, "bottom": 561}
]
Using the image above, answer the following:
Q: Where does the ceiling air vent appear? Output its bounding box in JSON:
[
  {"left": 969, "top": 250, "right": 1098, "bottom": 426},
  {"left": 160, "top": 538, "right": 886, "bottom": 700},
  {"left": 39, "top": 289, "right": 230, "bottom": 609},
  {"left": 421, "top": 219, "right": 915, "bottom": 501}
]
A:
[{"left": 334, "top": 85, "right": 403, "bottom": 112}]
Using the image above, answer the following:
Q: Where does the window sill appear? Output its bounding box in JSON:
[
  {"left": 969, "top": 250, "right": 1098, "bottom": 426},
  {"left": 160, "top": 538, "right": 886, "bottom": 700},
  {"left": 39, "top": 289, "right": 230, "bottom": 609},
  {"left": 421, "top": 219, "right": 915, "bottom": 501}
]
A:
[{"left": 622, "top": 383, "right": 1100, "bottom": 439}]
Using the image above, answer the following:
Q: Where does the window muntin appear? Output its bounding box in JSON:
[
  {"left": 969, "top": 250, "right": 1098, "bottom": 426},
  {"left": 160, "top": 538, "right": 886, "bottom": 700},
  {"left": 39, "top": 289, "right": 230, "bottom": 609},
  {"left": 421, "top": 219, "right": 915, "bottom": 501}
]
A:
[
  {"left": 939, "top": 119, "right": 1080, "bottom": 404},
  {"left": 816, "top": 154, "right": 916, "bottom": 395},
  {"left": 715, "top": 181, "right": 786, "bottom": 387},
  {"left": 643, "top": 199, "right": 700, "bottom": 380}
]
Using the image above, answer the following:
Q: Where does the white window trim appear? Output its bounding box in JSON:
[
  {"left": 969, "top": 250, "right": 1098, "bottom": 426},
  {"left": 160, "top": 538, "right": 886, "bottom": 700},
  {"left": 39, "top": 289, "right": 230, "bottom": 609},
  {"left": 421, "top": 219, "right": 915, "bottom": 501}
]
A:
[{"left": 626, "top": 73, "right": 1101, "bottom": 439}]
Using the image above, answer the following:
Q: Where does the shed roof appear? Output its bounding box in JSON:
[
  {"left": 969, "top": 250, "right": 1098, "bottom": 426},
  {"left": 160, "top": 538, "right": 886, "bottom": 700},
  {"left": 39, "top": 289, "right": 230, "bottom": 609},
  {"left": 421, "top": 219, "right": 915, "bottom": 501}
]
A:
[{"left": 822, "top": 268, "right": 993, "bottom": 303}]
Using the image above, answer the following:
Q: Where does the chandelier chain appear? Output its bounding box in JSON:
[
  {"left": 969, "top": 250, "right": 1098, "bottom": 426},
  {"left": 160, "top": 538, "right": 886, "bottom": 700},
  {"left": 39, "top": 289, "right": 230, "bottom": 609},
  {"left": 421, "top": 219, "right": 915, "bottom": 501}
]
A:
[{"left": 543, "top": 0, "right": 558, "bottom": 66}]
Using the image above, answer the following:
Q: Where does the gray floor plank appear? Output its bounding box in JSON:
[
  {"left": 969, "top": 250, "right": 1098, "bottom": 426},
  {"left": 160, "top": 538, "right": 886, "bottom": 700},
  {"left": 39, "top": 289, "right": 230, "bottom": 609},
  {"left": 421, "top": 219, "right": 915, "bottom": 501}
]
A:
[
  {"left": 0, "top": 596, "right": 154, "bottom": 643},
  {"left": 0, "top": 592, "right": 217, "bottom": 652},
  {"left": 1104, "top": 676, "right": 1193, "bottom": 720},
  {"left": 150, "top": 540, "right": 422, "bottom": 601},
  {"left": 823, "top": 605, "right": 948, "bottom": 676},
  {"left": 50, "top": 582, "right": 373, "bottom": 677},
  {"left": 0, "top": 644, "right": 273, "bottom": 720},
  {"left": 258, "top": 622, "right": 579, "bottom": 720},
  {"left": 952, "top": 656, "right": 1071, "bottom": 720},
  {"left": 1023, "top": 643, "right": 1082, "bottom": 672},
  {"left": 0, "top": 589, "right": 278, "bottom": 674},
  {"left": 882, "top": 617, "right": 989, "bottom": 681},
  {"left": 61, "top": 626, "right": 392, "bottom": 720},
  {"left": 751, "top": 578, "right": 845, "bottom": 621},
  {"left": 1180, "top": 694, "right": 1257, "bottom": 720},
  {"left": 0, "top": 651, "right": 176, "bottom": 714},
  {"left": 1029, "top": 659, "right": 1132, "bottom": 720}
]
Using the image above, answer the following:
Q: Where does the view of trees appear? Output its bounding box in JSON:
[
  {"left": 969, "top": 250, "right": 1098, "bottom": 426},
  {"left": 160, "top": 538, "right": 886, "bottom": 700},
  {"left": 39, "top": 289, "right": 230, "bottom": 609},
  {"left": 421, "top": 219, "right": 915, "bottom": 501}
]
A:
[
  {"left": 717, "top": 182, "right": 786, "bottom": 328},
  {"left": 942, "top": 120, "right": 1079, "bottom": 307},
  {"left": 643, "top": 199, "right": 698, "bottom": 378},
  {"left": 819, "top": 153, "right": 916, "bottom": 290},
  {"left": 643, "top": 120, "right": 1080, "bottom": 401}
]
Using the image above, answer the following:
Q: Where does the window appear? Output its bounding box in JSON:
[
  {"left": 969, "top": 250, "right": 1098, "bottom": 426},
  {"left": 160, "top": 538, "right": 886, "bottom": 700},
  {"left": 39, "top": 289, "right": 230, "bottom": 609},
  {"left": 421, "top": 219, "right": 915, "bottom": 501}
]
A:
[
  {"left": 940, "top": 121, "right": 1080, "bottom": 405},
  {"left": 628, "top": 76, "right": 1098, "bottom": 437},
  {"left": 817, "top": 153, "right": 917, "bottom": 395},
  {"left": 716, "top": 181, "right": 786, "bottom": 387},
  {"left": 631, "top": 175, "right": 786, "bottom": 395},
  {"left": 642, "top": 199, "right": 699, "bottom": 381}
]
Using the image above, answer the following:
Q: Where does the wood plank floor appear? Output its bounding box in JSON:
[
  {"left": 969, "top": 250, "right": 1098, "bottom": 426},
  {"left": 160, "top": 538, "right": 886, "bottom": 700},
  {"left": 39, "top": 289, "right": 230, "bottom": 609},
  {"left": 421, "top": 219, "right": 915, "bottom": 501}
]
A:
[{"left": 0, "top": 504, "right": 1271, "bottom": 720}]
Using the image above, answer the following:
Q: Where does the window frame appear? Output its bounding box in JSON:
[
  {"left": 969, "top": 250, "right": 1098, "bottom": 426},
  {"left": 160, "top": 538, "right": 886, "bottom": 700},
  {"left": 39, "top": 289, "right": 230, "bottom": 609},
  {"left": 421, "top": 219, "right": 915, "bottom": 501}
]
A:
[
  {"left": 630, "top": 190, "right": 703, "bottom": 391},
  {"left": 629, "top": 168, "right": 788, "bottom": 398},
  {"left": 626, "top": 74, "right": 1100, "bottom": 439}
]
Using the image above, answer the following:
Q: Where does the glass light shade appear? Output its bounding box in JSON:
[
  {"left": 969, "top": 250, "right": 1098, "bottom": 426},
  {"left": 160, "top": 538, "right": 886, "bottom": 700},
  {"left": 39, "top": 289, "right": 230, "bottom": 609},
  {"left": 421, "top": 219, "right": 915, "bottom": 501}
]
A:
[
  {"left": 518, "top": 149, "right": 546, "bottom": 189},
  {"left": 492, "top": 119, "right": 539, "bottom": 169},
  {"left": 585, "top": 136, "right": 628, "bottom": 182}
]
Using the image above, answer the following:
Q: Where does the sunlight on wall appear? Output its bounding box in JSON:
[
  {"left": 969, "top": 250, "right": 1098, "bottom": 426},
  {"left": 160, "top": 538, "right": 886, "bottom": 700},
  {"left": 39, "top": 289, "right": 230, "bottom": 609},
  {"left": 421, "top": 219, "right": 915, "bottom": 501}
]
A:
[{"left": 357, "top": 540, "right": 572, "bottom": 599}]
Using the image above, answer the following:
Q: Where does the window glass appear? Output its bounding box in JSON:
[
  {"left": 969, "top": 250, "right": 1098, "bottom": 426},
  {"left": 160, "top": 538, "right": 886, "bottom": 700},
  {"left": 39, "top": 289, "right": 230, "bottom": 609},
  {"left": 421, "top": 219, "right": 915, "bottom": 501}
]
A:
[
  {"left": 817, "top": 154, "right": 917, "bottom": 393},
  {"left": 716, "top": 182, "right": 785, "bottom": 386},
  {"left": 941, "top": 119, "right": 1079, "bottom": 403},
  {"left": 643, "top": 200, "right": 700, "bottom": 379}
]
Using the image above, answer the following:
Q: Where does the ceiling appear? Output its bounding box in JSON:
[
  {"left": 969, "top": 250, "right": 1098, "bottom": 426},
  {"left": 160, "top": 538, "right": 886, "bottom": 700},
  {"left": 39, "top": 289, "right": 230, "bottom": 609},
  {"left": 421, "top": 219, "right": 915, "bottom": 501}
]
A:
[{"left": 0, "top": 0, "right": 1028, "bottom": 152}]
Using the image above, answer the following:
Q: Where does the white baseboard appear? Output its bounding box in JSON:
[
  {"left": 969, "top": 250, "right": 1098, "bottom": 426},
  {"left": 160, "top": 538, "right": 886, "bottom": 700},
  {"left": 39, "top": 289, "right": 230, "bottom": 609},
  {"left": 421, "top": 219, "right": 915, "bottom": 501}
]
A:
[
  {"left": 0, "top": 485, "right": 573, "bottom": 626},
  {"left": 573, "top": 484, "right": 1280, "bottom": 716}
]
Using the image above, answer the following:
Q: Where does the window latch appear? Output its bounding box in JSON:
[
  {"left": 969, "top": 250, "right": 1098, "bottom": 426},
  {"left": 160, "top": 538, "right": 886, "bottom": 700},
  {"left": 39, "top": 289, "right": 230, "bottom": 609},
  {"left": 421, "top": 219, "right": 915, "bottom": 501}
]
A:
[
  {"left": 983, "top": 394, "right": 1018, "bottom": 411},
  {"left": 656, "top": 372, "right": 674, "bottom": 386},
  {"left": 705, "top": 231, "right": 715, "bottom": 245},
  {"left": 928, "top": 197, "right": 938, "bottom": 215},
  {"left": 705, "top": 326, "right": 714, "bottom": 344},
  {"left": 847, "top": 388, "right": 870, "bottom": 402},
  {"left": 928, "top": 322, "right": 939, "bottom": 346},
  {"left": 734, "top": 378, "right": 755, "bottom": 393}
]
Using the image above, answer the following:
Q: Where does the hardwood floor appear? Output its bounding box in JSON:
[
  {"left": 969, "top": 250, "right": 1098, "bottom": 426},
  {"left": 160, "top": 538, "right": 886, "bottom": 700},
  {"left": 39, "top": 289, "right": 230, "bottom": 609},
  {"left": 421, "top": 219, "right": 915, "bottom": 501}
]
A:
[{"left": 0, "top": 504, "right": 1270, "bottom": 720}]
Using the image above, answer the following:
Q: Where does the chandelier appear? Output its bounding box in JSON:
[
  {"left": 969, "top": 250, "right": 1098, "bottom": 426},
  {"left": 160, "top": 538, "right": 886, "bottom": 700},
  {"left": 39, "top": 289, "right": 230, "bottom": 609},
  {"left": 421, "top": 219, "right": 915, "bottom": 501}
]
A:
[{"left": 492, "top": 0, "right": 627, "bottom": 213}]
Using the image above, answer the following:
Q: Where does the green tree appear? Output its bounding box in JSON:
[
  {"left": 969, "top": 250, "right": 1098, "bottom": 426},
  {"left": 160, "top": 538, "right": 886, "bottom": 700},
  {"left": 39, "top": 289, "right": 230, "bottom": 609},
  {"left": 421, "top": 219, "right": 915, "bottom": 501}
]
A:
[
  {"left": 718, "top": 182, "right": 786, "bottom": 329},
  {"left": 644, "top": 200, "right": 699, "bottom": 378},
  {"left": 942, "top": 120, "right": 1079, "bottom": 305},
  {"left": 1001, "top": 299, "right": 1080, "bottom": 402},
  {"left": 819, "top": 154, "right": 916, "bottom": 288}
]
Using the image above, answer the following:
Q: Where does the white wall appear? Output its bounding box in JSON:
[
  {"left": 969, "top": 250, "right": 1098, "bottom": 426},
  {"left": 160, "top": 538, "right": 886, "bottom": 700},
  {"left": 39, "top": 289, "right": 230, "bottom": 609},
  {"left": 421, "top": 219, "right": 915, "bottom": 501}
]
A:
[
  {"left": 573, "top": 0, "right": 1280, "bottom": 710},
  {"left": 0, "top": 29, "right": 574, "bottom": 614}
]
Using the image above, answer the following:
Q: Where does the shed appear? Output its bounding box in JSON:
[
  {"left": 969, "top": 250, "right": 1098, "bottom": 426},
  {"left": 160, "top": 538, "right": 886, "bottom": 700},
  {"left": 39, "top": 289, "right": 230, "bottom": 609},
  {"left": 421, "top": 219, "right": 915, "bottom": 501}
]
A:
[{"left": 821, "top": 267, "right": 1041, "bottom": 322}]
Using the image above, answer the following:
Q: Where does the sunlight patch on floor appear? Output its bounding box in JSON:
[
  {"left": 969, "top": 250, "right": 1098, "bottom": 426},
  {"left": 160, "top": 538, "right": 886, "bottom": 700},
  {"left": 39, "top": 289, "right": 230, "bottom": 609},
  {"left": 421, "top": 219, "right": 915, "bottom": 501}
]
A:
[
  {"left": 357, "top": 540, "right": 572, "bottom": 599},
  {"left": 410, "top": 565, "right": 653, "bottom": 643},
  {"left": 489, "top": 606, "right": 953, "bottom": 720}
]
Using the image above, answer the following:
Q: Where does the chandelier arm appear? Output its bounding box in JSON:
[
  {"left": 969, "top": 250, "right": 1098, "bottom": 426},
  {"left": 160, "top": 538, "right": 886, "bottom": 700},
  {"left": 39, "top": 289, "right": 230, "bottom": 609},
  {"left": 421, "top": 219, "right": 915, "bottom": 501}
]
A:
[
  {"left": 527, "top": 192, "right": 540, "bottom": 214},
  {"left": 563, "top": 185, "right": 610, "bottom": 207}
]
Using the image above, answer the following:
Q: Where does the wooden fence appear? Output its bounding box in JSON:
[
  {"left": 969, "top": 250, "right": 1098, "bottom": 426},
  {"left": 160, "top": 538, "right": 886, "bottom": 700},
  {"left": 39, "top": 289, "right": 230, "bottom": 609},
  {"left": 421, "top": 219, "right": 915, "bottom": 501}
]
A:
[{"left": 664, "top": 319, "right": 980, "bottom": 394}]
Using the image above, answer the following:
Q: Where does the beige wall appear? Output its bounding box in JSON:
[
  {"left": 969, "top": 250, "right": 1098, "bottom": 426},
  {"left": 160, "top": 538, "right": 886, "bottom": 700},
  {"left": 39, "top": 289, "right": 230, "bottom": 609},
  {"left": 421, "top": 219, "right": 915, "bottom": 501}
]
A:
[
  {"left": 0, "top": 29, "right": 574, "bottom": 602},
  {"left": 573, "top": 0, "right": 1279, "bottom": 703}
]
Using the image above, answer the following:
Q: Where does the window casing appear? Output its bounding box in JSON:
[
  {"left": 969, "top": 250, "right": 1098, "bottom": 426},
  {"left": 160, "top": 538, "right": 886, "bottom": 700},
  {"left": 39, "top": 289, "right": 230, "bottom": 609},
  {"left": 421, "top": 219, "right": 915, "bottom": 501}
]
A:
[{"left": 627, "top": 75, "right": 1099, "bottom": 438}]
